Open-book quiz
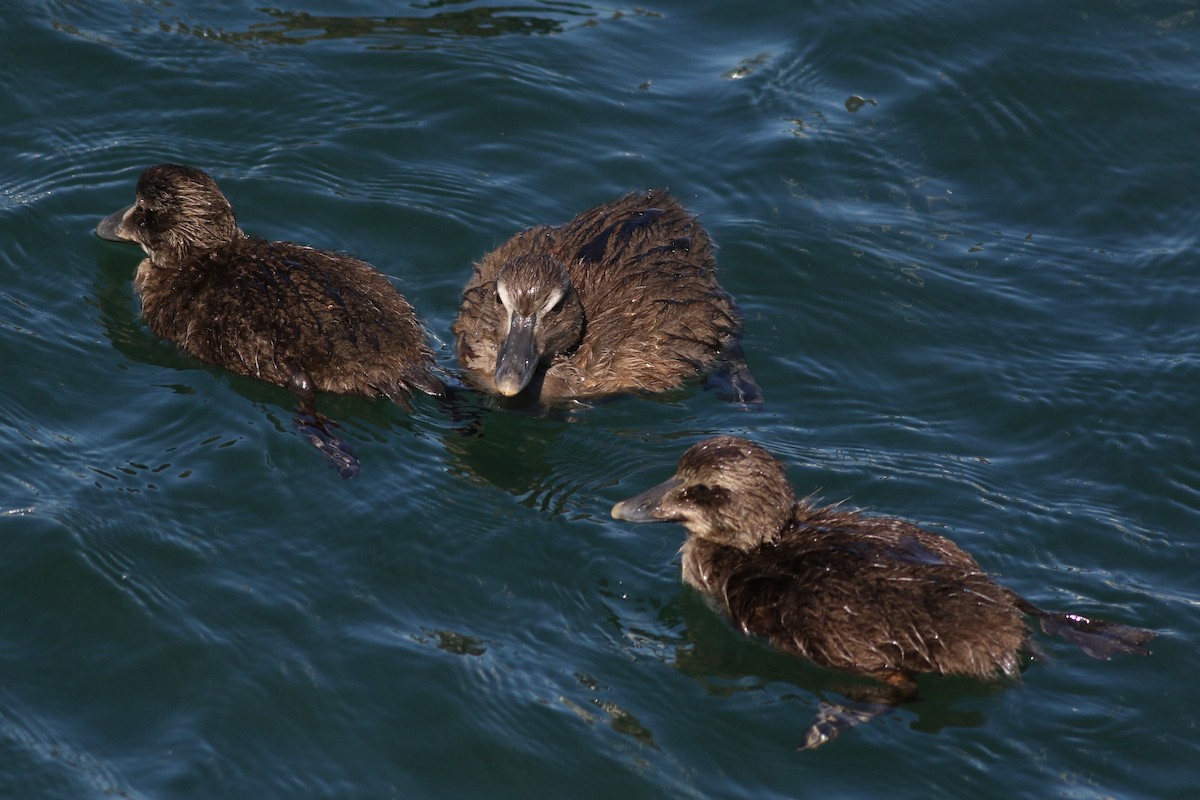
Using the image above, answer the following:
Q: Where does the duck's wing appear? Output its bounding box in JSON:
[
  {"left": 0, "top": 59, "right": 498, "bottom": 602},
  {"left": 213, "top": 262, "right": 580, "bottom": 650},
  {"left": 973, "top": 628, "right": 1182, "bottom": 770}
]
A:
[
  {"left": 557, "top": 191, "right": 700, "bottom": 268},
  {"left": 721, "top": 532, "right": 1030, "bottom": 680}
]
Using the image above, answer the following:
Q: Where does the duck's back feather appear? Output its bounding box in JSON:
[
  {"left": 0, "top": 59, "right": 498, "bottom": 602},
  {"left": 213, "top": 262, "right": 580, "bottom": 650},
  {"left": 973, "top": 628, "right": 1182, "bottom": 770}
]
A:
[
  {"left": 455, "top": 190, "right": 747, "bottom": 401},
  {"left": 683, "top": 503, "right": 1030, "bottom": 682},
  {"left": 136, "top": 237, "right": 441, "bottom": 401}
]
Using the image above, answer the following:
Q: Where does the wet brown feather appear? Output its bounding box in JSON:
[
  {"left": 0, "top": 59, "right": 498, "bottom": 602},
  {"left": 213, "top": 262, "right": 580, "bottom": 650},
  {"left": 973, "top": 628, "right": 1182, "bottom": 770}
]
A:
[
  {"left": 111, "top": 164, "right": 443, "bottom": 404},
  {"left": 622, "top": 436, "right": 1151, "bottom": 686},
  {"left": 453, "top": 190, "right": 749, "bottom": 401}
]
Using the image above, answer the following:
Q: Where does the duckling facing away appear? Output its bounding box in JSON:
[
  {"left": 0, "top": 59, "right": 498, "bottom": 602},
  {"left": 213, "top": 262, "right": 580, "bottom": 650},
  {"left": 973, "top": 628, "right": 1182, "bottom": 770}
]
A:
[
  {"left": 452, "top": 191, "right": 762, "bottom": 404},
  {"left": 97, "top": 164, "right": 445, "bottom": 477},
  {"left": 612, "top": 436, "right": 1155, "bottom": 749}
]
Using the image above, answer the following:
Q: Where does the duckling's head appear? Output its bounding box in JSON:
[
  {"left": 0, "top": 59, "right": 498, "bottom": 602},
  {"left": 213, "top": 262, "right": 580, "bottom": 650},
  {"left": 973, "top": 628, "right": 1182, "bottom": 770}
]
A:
[
  {"left": 491, "top": 254, "right": 584, "bottom": 396},
  {"left": 611, "top": 436, "right": 796, "bottom": 549},
  {"left": 96, "top": 164, "right": 242, "bottom": 266}
]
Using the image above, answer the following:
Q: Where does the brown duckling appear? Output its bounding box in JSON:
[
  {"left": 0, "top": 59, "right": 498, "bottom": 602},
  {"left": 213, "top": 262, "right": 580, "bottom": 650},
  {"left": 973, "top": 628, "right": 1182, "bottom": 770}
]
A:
[
  {"left": 97, "top": 164, "right": 445, "bottom": 476},
  {"left": 452, "top": 191, "right": 761, "bottom": 404},
  {"left": 611, "top": 436, "right": 1155, "bottom": 748}
]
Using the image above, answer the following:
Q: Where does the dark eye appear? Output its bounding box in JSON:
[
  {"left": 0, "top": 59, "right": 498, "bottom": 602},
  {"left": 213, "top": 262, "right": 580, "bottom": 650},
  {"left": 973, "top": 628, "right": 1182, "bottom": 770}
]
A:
[
  {"left": 547, "top": 291, "right": 568, "bottom": 315},
  {"left": 683, "top": 484, "right": 727, "bottom": 508}
]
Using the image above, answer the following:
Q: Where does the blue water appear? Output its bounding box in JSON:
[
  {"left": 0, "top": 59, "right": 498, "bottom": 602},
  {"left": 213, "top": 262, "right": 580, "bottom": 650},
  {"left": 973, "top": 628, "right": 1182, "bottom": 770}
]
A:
[{"left": 1, "top": 1, "right": 1196, "bottom": 797}]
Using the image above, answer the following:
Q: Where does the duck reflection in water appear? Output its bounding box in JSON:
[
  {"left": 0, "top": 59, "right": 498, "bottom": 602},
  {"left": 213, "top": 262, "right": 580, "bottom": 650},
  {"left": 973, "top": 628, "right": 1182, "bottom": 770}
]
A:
[
  {"left": 96, "top": 164, "right": 446, "bottom": 478},
  {"left": 453, "top": 190, "right": 762, "bottom": 406},
  {"left": 612, "top": 436, "right": 1155, "bottom": 749}
]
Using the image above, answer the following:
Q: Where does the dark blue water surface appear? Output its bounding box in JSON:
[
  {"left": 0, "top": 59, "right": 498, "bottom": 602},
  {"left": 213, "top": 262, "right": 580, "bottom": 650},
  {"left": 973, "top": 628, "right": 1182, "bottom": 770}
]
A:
[{"left": 1, "top": 1, "right": 1196, "bottom": 797}]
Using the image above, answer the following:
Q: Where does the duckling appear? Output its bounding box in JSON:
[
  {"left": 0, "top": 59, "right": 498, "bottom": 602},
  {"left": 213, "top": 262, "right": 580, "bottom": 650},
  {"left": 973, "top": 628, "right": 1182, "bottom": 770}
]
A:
[
  {"left": 452, "top": 191, "right": 762, "bottom": 404},
  {"left": 611, "top": 436, "right": 1155, "bottom": 748},
  {"left": 96, "top": 164, "right": 445, "bottom": 476}
]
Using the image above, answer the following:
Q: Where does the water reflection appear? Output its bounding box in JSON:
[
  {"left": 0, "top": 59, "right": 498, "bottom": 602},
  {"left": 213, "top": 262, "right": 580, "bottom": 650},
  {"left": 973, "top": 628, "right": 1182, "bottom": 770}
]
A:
[
  {"left": 89, "top": 243, "right": 425, "bottom": 479},
  {"left": 439, "top": 403, "right": 578, "bottom": 511},
  {"left": 178, "top": 2, "right": 655, "bottom": 50},
  {"left": 666, "top": 589, "right": 990, "bottom": 744},
  {"left": 562, "top": 672, "right": 657, "bottom": 748}
]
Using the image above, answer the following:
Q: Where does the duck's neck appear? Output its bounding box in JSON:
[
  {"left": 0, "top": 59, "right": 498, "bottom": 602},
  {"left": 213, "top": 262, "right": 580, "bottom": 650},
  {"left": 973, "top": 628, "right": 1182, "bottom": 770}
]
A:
[{"left": 680, "top": 537, "right": 753, "bottom": 596}]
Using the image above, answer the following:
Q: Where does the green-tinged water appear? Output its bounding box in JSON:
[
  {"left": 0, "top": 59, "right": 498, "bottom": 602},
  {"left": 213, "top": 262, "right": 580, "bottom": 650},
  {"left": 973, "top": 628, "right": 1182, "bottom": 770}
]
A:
[{"left": 1, "top": 2, "right": 1195, "bottom": 797}]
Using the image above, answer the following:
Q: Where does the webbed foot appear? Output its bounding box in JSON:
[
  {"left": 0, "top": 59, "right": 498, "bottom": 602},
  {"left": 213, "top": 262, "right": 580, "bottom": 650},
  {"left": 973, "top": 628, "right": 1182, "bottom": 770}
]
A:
[
  {"left": 1037, "top": 611, "right": 1155, "bottom": 659},
  {"left": 799, "top": 700, "right": 889, "bottom": 750},
  {"left": 295, "top": 412, "right": 360, "bottom": 479}
]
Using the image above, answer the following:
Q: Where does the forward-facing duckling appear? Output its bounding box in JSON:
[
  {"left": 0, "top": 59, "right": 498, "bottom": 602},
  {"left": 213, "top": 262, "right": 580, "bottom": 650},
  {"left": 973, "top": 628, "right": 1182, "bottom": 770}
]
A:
[
  {"left": 611, "top": 436, "right": 1155, "bottom": 748},
  {"left": 452, "top": 191, "right": 761, "bottom": 404},
  {"left": 97, "top": 164, "right": 445, "bottom": 476}
]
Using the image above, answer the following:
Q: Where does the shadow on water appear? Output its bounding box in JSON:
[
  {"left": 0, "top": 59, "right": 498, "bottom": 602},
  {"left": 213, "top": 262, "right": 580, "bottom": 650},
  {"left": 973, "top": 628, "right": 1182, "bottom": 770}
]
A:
[
  {"left": 439, "top": 400, "right": 578, "bottom": 510},
  {"left": 435, "top": 383, "right": 732, "bottom": 513},
  {"left": 88, "top": 244, "right": 429, "bottom": 478},
  {"left": 663, "top": 589, "right": 998, "bottom": 747},
  {"left": 91, "top": 248, "right": 184, "bottom": 372}
]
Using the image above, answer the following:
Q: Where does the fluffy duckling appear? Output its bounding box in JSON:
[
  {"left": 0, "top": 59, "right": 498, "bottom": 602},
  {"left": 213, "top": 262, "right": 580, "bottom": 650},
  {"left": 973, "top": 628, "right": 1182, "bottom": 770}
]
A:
[
  {"left": 612, "top": 436, "right": 1154, "bottom": 747},
  {"left": 97, "top": 164, "right": 444, "bottom": 476},
  {"left": 452, "top": 191, "right": 761, "bottom": 404}
]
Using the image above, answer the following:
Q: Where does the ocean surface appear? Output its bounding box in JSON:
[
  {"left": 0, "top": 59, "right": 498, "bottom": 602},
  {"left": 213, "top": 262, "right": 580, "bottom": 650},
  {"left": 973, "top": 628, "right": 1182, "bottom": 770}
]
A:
[{"left": 1, "top": 1, "right": 1196, "bottom": 797}]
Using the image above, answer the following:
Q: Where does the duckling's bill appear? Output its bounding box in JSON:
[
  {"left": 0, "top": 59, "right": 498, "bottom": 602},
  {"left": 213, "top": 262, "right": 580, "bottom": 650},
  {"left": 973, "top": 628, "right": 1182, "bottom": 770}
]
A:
[
  {"left": 96, "top": 204, "right": 134, "bottom": 242},
  {"left": 494, "top": 312, "right": 539, "bottom": 396},
  {"left": 611, "top": 477, "right": 682, "bottom": 522}
]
